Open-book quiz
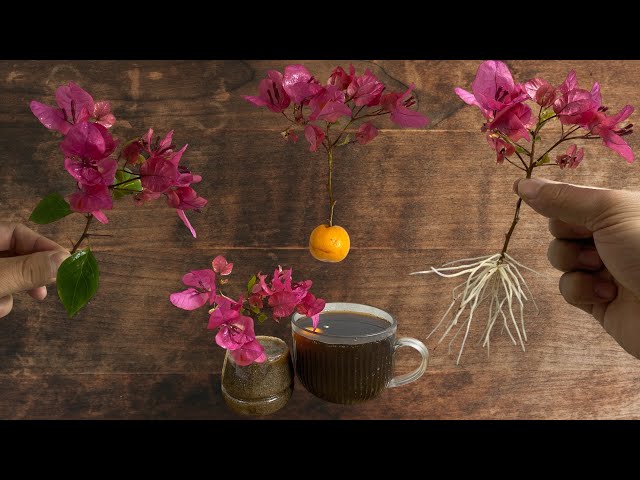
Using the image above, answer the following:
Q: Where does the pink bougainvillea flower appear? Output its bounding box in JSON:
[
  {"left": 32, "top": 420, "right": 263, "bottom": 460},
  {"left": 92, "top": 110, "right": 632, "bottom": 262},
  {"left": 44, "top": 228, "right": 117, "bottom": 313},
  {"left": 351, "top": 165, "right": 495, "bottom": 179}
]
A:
[
  {"left": 177, "top": 209, "right": 198, "bottom": 238},
  {"left": 64, "top": 157, "right": 117, "bottom": 186},
  {"left": 93, "top": 101, "right": 116, "bottom": 128},
  {"left": 30, "top": 100, "right": 72, "bottom": 135},
  {"left": 589, "top": 105, "right": 635, "bottom": 162},
  {"left": 555, "top": 144, "right": 585, "bottom": 169},
  {"left": 553, "top": 71, "right": 601, "bottom": 126},
  {"left": 268, "top": 289, "right": 307, "bottom": 319},
  {"left": 208, "top": 295, "right": 243, "bottom": 329},
  {"left": 454, "top": 60, "right": 527, "bottom": 119},
  {"left": 243, "top": 70, "right": 291, "bottom": 113},
  {"left": 212, "top": 255, "right": 233, "bottom": 276},
  {"left": 327, "top": 65, "right": 354, "bottom": 90},
  {"left": 30, "top": 82, "right": 114, "bottom": 135},
  {"left": 143, "top": 128, "right": 175, "bottom": 157},
  {"left": 133, "top": 190, "right": 162, "bottom": 206},
  {"left": 346, "top": 69, "right": 385, "bottom": 107},
  {"left": 296, "top": 293, "right": 326, "bottom": 330},
  {"left": 553, "top": 87, "right": 601, "bottom": 126},
  {"left": 487, "top": 103, "right": 533, "bottom": 142},
  {"left": 252, "top": 272, "right": 274, "bottom": 296},
  {"left": 308, "top": 86, "right": 352, "bottom": 123},
  {"left": 356, "top": 122, "right": 378, "bottom": 145},
  {"left": 486, "top": 134, "right": 516, "bottom": 164},
  {"left": 92, "top": 210, "right": 109, "bottom": 224},
  {"left": 304, "top": 124, "right": 326, "bottom": 152},
  {"left": 229, "top": 339, "right": 267, "bottom": 366},
  {"left": 56, "top": 82, "right": 94, "bottom": 124},
  {"left": 271, "top": 266, "right": 293, "bottom": 291},
  {"left": 68, "top": 184, "right": 113, "bottom": 214},
  {"left": 248, "top": 293, "right": 263, "bottom": 309},
  {"left": 61, "top": 122, "right": 116, "bottom": 161},
  {"left": 524, "top": 78, "right": 556, "bottom": 107},
  {"left": 381, "top": 85, "right": 430, "bottom": 128},
  {"left": 282, "top": 64, "right": 322, "bottom": 104},
  {"left": 166, "top": 186, "right": 207, "bottom": 211},
  {"left": 281, "top": 128, "right": 298, "bottom": 143},
  {"left": 215, "top": 314, "right": 256, "bottom": 351},
  {"left": 558, "top": 70, "right": 578, "bottom": 95},
  {"left": 170, "top": 269, "right": 216, "bottom": 310},
  {"left": 139, "top": 155, "right": 180, "bottom": 193}
]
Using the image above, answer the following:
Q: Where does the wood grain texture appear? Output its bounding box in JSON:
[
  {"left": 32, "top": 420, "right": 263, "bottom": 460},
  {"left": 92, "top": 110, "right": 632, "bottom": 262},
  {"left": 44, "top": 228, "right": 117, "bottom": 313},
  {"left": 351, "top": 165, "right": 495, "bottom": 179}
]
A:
[{"left": 1, "top": 60, "right": 640, "bottom": 419}]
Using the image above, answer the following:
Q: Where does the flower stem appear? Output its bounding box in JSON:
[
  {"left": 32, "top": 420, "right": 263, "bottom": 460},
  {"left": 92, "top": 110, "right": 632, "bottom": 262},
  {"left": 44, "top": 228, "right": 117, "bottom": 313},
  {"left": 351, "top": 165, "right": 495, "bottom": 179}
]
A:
[
  {"left": 327, "top": 147, "right": 336, "bottom": 226},
  {"left": 71, "top": 214, "right": 94, "bottom": 254}
]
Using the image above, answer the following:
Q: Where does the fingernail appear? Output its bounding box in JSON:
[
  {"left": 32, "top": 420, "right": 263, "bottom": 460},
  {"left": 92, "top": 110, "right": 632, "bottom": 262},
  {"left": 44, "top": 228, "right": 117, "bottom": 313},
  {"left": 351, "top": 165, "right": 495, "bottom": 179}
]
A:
[
  {"left": 49, "top": 251, "right": 70, "bottom": 276},
  {"left": 517, "top": 178, "right": 546, "bottom": 200},
  {"left": 578, "top": 249, "right": 602, "bottom": 269},
  {"left": 512, "top": 179, "right": 521, "bottom": 194},
  {"left": 595, "top": 282, "right": 617, "bottom": 300}
]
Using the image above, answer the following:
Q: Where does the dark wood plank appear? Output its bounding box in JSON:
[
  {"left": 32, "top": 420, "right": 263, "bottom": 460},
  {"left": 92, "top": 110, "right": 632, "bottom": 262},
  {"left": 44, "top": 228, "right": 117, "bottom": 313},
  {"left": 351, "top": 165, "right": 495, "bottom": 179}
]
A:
[
  {"left": 3, "top": 367, "right": 640, "bottom": 419},
  {"left": 1, "top": 60, "right": 640, "bottom": 419}
]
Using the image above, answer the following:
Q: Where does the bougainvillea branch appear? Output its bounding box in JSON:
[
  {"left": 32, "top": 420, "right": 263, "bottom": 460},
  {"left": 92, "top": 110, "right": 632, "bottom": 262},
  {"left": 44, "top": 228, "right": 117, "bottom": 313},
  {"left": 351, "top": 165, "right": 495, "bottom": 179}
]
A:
[
  {"left": 245, "top": 64, "right": 429, "bottom": 262},
  {"left": 170, "top": 256, "right": 325, "bottom": 365},
  {"left": 412, "top": 61, "right": 634, "bottom": 363},
  {"left": 29, "top": 82, "right": 207, "bottom": 316}
]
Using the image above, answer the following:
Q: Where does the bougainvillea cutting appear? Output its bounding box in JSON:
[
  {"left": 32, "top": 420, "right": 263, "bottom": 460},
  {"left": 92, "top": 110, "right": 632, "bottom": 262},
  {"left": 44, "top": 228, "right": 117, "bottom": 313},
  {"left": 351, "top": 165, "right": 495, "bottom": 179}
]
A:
[
  {"left": 30, "top": 82, "right": 206, "bottom": 316},
  {"left": 412, "top": 61, "right": 634, "bottom": 363}
]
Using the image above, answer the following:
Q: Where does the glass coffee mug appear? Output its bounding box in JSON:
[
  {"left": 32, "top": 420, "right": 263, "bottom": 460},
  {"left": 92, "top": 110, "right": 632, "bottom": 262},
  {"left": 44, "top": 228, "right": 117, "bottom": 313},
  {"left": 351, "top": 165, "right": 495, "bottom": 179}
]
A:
[{"left": 291, "top": 302, "right": 429, "bottom": 404}]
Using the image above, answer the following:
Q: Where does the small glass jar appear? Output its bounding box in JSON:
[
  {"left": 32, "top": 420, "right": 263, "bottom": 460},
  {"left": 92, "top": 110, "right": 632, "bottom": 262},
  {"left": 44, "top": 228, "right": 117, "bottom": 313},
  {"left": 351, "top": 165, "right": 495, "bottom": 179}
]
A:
[{"left": 221, "top": 336, "right": 294, "bottom": 416}]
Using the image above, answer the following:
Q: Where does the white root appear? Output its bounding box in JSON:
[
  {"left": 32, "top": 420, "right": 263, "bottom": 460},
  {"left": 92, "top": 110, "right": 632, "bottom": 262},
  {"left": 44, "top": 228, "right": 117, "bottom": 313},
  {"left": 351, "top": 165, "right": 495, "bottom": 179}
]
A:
[{"left": 411, "top": 253, "right": 539, "bottom": 364}]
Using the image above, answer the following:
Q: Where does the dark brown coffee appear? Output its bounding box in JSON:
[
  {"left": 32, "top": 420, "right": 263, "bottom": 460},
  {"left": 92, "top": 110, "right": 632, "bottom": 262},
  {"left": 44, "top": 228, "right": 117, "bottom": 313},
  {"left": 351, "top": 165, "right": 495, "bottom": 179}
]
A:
[{"left": 293, "top": 312, "right": 394, "bottom": 404}]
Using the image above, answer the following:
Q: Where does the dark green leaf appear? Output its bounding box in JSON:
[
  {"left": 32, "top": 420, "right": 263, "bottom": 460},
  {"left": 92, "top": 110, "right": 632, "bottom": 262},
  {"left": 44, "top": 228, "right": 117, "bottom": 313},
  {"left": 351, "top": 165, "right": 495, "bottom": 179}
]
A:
[
  {"left": 247, "top": 275, "right": 257, "bottom": 294},
  {"left": 515, "top": 145, "right": 527, "bottom": 154},
  {"left": 29, "top": 193, "right": 73, "bottom": 224},
  {"left": 112, "top": 170, "right": 142, "bottom": 199},
  {"left": 257, "top": 313, "right": 268, "bottom": 323},
  {"left": 56, "top": 248, "right": 99, "bottom": 318}
]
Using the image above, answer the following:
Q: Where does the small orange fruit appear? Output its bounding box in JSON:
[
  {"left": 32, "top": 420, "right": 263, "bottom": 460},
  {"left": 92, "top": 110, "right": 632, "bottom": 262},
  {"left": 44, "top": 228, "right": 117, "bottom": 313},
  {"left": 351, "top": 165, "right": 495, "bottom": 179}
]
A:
[{"left": 309, "top": 224, "right": 351, "bottom": 263}]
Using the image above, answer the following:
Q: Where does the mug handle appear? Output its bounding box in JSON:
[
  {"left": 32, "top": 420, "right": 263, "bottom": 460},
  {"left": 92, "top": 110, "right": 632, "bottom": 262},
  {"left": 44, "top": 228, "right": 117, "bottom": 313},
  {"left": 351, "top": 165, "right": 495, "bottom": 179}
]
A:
[{"left": 388, "top": 337, "right": 429, "bottom": 388}]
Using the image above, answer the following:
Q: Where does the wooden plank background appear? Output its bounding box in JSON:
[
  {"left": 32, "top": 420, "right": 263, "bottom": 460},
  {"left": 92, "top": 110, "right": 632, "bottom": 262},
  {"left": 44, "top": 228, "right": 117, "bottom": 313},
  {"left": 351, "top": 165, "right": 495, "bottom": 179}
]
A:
[{"left": 1, "top": 60, "right": 639, "bottom": 419}]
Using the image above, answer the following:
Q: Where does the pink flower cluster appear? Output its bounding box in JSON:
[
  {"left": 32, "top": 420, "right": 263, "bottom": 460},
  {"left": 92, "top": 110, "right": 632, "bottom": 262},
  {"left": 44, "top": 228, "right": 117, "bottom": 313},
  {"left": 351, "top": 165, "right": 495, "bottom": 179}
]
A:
[
  {"left": 244, "top": 64, "right": 429, "bottom": 151},
  {"left": 170, "top": 256, "right": 325, "bottom": 366},
  {"left": 125, "top": 129, "right": 206, "bottom": 237},
  {"left": 455, "top": 61, "right": 635, "bottom": 165},
  {"left": 30, "top": 82, "right": 206, "bottom": 236}
]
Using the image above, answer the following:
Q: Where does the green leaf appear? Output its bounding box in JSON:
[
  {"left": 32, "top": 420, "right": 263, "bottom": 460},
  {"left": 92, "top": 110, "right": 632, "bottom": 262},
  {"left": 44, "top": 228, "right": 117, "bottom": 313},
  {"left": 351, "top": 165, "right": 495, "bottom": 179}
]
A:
[
  {"left": 247, "top": 275, "right": 257, "bottom": 294},
  {"left": 112, "top": 170, "right": 142, "bottom": 199},
  {"left": 515, "top": 145, "right": 527, "bottom": 154},
  {"left": 536, "top": 153, "right": 551, "bottom": 166},
  {"left": 336, "top": 134, "right": 351, "bottom": 147},
  {"left": 540, "top": 108, "right": 555, "bottom": 122},
  {"left": 257, "top": 313, "right": 268, "bottom": 323},
  {"left": 56, "top": 248, "right": 99, "bottom": 318},
  {"left": 250, "top": 305, "right": 261, "bottom": 314},
  {"left": 29, "top": 193, "right": 73, "bottom": 224},
  {"left": 535, "top": 135, "right": 542, "bottom": 142}
]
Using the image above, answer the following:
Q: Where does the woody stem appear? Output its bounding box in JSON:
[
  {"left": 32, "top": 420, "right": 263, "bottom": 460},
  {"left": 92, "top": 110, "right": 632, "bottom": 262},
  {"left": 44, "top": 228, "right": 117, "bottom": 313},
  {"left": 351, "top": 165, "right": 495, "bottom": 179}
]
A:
[
  {"left": 327, "top": 147, "right": 336, "bottom": 226},
  {"left": 71, "top": 214, "right": 94, "bottom": 254}
]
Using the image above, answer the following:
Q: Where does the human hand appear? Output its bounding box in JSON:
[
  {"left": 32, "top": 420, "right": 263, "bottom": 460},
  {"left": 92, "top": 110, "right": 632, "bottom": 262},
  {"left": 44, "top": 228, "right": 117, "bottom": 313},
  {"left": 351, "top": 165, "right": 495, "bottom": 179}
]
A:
[
  {"left": 0, "top": 222, "right": 69, "bottom": 318},
  {"left": 515, "top": 178, "right": 640, "bottom": 359}
]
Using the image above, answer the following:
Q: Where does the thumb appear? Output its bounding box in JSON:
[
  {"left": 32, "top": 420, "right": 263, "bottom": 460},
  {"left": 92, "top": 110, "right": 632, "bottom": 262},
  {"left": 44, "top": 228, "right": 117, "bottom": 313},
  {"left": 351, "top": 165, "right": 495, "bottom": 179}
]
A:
[
  {"left": 0, "top": 250, "right": 70, "bottom": 298},
  {"left": 515, "top": 178, "right": 631, "bottom": 231}
]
